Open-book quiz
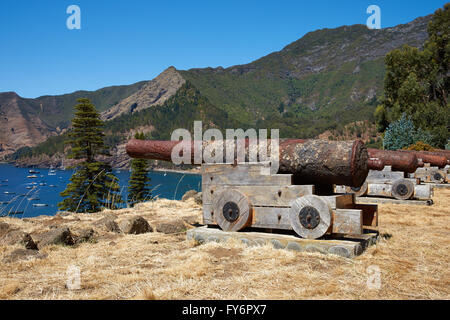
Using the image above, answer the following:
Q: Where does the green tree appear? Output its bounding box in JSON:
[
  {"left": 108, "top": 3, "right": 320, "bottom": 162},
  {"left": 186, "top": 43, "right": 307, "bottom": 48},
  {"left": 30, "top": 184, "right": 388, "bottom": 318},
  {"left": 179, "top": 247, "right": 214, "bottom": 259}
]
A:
[
  {"left": 383, "top": 114, "right": 433, "bottom": 150},
  {"left": 128, "top": 132, "right": 152, "bottom": 207},
  {"left": 376, "top": 4, "right": 450, "bottom": 148},
  {"left": 59, "top": 98, "right": 123, "bottom": 213}
]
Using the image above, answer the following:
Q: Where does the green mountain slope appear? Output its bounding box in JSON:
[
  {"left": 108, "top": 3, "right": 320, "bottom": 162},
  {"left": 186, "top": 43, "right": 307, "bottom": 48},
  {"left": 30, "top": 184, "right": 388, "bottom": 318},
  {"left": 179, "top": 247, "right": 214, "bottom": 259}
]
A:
[{"left": 180, "top": 16, "right": 431, "bottom": 137}]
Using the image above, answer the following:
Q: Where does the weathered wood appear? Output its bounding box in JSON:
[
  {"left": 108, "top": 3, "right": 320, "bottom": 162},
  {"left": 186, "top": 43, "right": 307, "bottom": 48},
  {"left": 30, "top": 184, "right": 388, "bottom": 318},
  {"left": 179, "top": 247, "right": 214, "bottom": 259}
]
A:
[
  {"left": 367, "top": 183, "right": 392, "bottom": 197},
  {"left": 250, "top": 207, "right": 291, "bottom": 230},
  {"left": 332, "top": 209, "right": 363, "bottom": 235},
  {"left": 202, "top": 168, "right": 292, "bottom": 186},
  {"left": 413, "top": 184, "right": 433, "bottom": 200},
  {"left": 186, "top": 226, "right": 378, "bottom": 258},
  {"left": 356, "top": 197, "right": 433, "bottom": 206},
  {"left": 322, "top": 194, "right": 354, "bottom": 209},
  {"left": 391, "top": 179, "right": 414, "bottom": 200},
  {"left": 289, "top": 195, "right": 332, "bottom": 239},
  {"left": 212, "top": 188, "right": 252, "bottom": 232},
  {"left": 367, "top": 169, "right": 405, "bottom": 181},
  {"left": 202, "top": 204, "right": 215, "bottom": 225},
  {"left": 205, "top": 203, "right": 375, "bottom": 234},
  {"left": 425, "top": 183, "right": 450, "bottom": 189},
  {"left": 202, "top": 184, "right": 314, "bottom": 206},
  {"left": 352, "top": 204, "right": 378, "bottom": 227},
  {"left": 334, "top": 185, "right": 347, "bottom": 194},
  {"left": 411, "top": 167, "right": 448, "bottom": 183},
  {"left": 345, "top": 182, "right": 368, "bottom": 196},
  {"left": 201, "top": 162, "right": 378, "bottom": 239}
]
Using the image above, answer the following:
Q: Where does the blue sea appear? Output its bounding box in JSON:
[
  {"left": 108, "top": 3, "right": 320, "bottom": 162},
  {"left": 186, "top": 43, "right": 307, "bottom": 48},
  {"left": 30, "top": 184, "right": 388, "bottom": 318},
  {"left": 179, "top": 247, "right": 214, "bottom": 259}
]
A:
[{"left": 0, "top": 164, "right": 201, "bottom": 218}]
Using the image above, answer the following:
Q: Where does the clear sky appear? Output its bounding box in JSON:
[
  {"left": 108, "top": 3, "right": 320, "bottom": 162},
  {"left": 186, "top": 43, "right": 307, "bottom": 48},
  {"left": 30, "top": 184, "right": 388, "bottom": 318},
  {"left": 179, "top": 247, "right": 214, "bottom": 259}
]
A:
[{"left": 1, "top": 0, "right": 447, "bottom": 98}]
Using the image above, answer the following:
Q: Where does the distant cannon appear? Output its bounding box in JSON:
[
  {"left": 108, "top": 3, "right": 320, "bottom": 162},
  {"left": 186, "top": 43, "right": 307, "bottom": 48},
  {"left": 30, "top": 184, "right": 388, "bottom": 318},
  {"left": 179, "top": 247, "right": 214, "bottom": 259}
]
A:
[
  {"left": 396, "top": 150, "right": 450, "bottom": 184},
  {"left": 367, "top": 149, "right": 420, "bottom": 173},
  {"left": 398, "top": 150, "right": 448, "bottom": 168},
  {"left": 336, "top": 149, "right": 434, "bottom": 202}
]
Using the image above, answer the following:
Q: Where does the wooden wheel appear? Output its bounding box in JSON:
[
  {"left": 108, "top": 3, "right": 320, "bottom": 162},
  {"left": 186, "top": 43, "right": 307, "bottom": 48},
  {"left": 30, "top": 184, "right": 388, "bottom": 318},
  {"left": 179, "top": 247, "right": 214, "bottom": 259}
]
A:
[
  {"left": 345, "top": 181, "right": 368, "bottom": 196},
  {"left": 431, "top": 171, "right": 444, "bottom": 183},
  {"left": 212, "top": 188, "right": 252, "bottom": 232},
  {"left": 289, "top": 195, "right": 332, "bottom": 239},
  {"left": 391, "top": 179, "right": 414, "bottom": 200}
]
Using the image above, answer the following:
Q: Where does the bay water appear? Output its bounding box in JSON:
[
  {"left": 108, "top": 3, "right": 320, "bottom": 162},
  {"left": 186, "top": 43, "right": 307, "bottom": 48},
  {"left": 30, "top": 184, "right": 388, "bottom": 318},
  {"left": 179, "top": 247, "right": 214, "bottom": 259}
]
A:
[{"left": 0, "top": 164, "right": 201, "bottom": 218}]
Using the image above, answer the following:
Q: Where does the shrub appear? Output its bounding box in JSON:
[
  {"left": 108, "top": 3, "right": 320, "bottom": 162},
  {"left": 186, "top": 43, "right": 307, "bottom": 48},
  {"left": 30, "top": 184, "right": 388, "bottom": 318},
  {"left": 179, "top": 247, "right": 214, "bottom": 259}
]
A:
[{"left": 383, "top": 114, "right": 433, "bottom": 150}]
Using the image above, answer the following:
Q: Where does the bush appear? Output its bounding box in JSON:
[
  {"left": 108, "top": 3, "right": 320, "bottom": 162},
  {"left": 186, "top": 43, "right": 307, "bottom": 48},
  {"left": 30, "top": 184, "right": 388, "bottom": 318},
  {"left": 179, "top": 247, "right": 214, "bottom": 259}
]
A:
[
  {"left": 404, "top": 141, "right": 435, "bottom": 151},
  {"left": 383, "top": 114, "right": 433, "bottom": 150}
]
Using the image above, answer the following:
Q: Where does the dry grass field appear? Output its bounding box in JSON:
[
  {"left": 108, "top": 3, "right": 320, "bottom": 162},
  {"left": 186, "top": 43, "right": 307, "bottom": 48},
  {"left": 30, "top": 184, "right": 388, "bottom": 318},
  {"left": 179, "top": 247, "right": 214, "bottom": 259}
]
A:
[{"left": 0, "top": 188, "right": 449, "bottom": 300}]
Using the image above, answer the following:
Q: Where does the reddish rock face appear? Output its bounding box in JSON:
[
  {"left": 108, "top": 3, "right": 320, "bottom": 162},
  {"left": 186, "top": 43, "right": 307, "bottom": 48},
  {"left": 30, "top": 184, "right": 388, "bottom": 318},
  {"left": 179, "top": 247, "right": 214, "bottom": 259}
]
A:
[{"left": 0, "top": 92, "right": 52, "bottom": 158}]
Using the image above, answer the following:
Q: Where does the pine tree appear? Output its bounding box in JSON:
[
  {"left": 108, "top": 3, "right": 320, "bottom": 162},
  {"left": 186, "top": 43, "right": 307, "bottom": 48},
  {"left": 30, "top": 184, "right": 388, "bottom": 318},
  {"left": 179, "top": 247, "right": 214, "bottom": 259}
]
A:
[
  {"left": 128, "top": 132, "right": 152, "bottom": 207},
  {"left": 58, "top": 98, "right": 123, "bottom": 213}
]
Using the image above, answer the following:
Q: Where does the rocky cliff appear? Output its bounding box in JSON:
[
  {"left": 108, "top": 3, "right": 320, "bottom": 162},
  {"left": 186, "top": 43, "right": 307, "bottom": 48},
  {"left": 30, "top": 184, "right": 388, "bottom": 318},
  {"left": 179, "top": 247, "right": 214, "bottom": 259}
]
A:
[{"left": 101, "top": 67, "right": 185, "bottom": 121}]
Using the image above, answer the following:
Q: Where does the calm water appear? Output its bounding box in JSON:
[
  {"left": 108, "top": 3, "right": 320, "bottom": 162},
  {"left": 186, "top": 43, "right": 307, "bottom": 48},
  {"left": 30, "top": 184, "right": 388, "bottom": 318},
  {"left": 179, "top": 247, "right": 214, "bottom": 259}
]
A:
[{"left": 0, "top": 164, "right": 201, "bottom": 218}]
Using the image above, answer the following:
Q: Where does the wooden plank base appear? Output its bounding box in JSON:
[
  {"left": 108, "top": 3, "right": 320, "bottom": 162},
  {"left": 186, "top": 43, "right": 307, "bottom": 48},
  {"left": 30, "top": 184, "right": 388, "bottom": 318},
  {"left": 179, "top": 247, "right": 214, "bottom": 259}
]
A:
[
  {"left": 356, "top": 197, "right": 434, "bottom": 206},
  {"left": 425, "top": 183, "right": 450, "bottom": 189},
  {"left": 186, "top": 226, "right": 378, "bottom": 258}
]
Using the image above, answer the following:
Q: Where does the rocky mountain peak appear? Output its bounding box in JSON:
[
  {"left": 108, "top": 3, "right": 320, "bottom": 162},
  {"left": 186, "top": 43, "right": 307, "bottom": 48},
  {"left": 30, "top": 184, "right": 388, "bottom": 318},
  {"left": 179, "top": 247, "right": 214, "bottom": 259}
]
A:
[{"left": 101, "top": 66, "right": 186, "bottom": 121}]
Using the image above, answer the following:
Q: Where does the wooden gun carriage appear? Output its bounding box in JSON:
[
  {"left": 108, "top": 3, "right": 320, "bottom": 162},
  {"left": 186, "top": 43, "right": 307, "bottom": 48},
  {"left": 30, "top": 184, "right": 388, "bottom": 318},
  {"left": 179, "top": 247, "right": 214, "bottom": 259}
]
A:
[{"left": 201, "top": 161, "right": 377, "bottom": 239}]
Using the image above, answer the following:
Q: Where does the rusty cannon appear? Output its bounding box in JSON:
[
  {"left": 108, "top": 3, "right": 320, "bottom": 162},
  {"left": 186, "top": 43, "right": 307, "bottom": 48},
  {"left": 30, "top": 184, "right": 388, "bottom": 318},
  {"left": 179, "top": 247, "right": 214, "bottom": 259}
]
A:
[
  {"left": 126, "top": 138, "right": 379, "bottom": 248},
  {"left": 397, "top": 150, "right": 447, "bottom": 168},
  {"left": 127, "top": 138, "right": 370, "bottom": 187},
  {"left": 335, "top": 149, "right": 433, "bottom": 203},
  {"left": 398, "top": 150, "right": 450, "bottom": 184},
  {"left": 367, "top": 149, "right": 421, "bottom": 173}
]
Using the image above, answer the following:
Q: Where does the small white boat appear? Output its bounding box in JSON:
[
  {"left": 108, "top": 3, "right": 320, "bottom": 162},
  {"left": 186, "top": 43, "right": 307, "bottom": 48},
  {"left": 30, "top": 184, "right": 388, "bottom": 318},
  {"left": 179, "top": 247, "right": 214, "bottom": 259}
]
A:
[
  {"left": 49, "top": 185, "right": 57, "bottom": 187},
  {"left": 39, "top": 183, "right": 47, "bottom": 186},
  {"left": 27, "top": 175, "right": 38, "bottom": 178},
  {"left": 29, "top": 169, "right": 40, "bottom": 174},
  {"left": 3, "top": 191, "right": 15, "bottom": 194},
  {"left": 28, "top": 197, "right": 40, "bottom": 201},
  {"left": 32, "top": 204, "right": 48, "bottom": 207}
]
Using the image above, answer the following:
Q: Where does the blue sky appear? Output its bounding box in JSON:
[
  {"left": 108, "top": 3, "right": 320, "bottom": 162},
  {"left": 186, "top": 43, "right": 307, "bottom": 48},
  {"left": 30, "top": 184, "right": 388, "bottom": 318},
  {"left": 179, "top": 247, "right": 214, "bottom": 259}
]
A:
[{"left": 0, "top": 0, "right": 447, "bottom": 98}]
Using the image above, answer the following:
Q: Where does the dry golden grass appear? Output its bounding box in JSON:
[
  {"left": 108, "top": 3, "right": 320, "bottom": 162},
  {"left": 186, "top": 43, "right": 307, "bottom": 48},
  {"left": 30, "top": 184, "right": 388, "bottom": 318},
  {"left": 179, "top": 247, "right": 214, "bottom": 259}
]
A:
[{"left": 0, "top": 189, "right": 449, "bottom": 300}]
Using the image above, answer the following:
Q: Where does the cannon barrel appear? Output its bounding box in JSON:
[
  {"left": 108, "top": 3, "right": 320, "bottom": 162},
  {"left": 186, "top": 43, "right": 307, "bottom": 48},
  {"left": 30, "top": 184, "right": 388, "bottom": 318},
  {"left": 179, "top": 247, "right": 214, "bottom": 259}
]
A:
[
  {"left": 398, "top": 150, "right": 447, "bottom": 168},
  {"left": 367, "top": 149, "right": 420, "bottom": 173},
  {"left": 126, "top": 139, "right": 369, "bottom": 187},
  {"left": 367, "top": 158, "right": 385, "bottom": 171}
]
